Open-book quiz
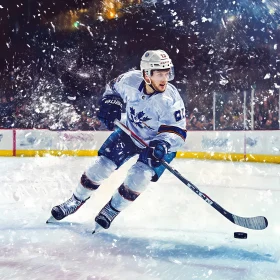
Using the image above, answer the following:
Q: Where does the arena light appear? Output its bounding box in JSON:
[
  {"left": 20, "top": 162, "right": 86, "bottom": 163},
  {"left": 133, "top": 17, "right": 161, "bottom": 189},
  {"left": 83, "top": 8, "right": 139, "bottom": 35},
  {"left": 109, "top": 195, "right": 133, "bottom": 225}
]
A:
[
  {"left": 227, "top": 15, "right": 236, "bottom": 22},
  {"left": 73, "top": 21, "right": 80, "bottom": 28}
]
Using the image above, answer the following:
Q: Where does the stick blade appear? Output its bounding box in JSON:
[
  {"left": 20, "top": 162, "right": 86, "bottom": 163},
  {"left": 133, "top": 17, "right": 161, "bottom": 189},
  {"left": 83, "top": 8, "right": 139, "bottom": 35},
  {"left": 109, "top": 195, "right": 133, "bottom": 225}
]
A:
[{"left": 232, "top": 215, "right": 268, "bottom": 230}]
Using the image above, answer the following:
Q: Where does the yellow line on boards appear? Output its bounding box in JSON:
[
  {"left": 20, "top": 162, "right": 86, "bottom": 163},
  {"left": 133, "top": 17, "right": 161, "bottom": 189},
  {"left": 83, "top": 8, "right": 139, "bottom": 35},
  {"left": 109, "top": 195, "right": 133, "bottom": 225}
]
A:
[
  {"left": 0, "top": 151, "right": 14, "bottom": 156},
  {"left": 0, "top": 150, "right": 279, "bottom": 163},
  {"left": 176, "top": 151, "right": 245, "bottom": 161},
  {"left": 176, "top": 151, "right": 280, "bottom": 163},
  {"left": 245, "top": 153, "right": 280, "bottom": 164}
]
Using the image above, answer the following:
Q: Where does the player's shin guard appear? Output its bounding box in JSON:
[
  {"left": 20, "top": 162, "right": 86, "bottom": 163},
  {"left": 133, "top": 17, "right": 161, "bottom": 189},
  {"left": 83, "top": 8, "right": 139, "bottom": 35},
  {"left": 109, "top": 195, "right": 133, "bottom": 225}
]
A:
[
  {"left": 74, "top": 156, "right": 117, "bottom": 201},
  {"left": 94, "top": 186, "right": 144, "bottom": 231},
  {"left": 50, "top": 156, "right": 116, "bottom": 222},
  {"left": 74, "top": 173, "right": 100, "bottom": 201},
  {"left": 50, "top": 173, "right": 100, "bottom": 221},
  {"left": 94, "top": 183, "right": 141, "bottom": 230},
  {"left": 94, "top": 161, "right": 153, "bottom": 230}
]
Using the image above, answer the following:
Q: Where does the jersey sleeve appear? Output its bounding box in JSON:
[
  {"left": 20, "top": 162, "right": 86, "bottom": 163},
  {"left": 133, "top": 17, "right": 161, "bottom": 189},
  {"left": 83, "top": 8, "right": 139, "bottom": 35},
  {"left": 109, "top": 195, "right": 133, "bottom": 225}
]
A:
[
  {"left": 153, "top": 96, "right": 187, "bottom": 152},
  {"left": 102, "top": 73, "right": 128, "bottom": 103}
]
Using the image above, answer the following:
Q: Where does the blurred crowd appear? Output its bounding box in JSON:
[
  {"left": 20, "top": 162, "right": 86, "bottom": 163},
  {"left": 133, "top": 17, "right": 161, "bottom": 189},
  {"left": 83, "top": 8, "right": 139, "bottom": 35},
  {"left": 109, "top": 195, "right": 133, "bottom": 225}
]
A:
[
  {"left": 0, "top": 95, "right": 102, "bottom": 130},
  {"left": 186, "top": 88, "right": 279, "bottom": 131},
  {"left": 1, "top": 83, "right": 279, "bottom": 131},
  {"left": 0, "top": 0, "right": 279, "bottom": 131}
]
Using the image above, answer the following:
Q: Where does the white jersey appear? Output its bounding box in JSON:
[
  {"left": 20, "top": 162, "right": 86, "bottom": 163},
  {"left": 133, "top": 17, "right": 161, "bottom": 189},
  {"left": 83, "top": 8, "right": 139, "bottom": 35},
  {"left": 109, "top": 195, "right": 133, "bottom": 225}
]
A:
[{"left": 103, "top": 70, "right": 187, "bottom": 152}]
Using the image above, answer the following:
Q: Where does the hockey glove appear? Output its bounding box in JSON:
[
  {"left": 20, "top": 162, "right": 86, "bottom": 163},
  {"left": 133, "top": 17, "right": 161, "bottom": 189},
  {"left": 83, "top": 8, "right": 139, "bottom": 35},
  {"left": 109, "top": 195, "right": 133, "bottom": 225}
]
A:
[
  {"left": 97, "top": 95, "right": 124, "bottom": 130},
  {"left": 139, "top": 140, "right": 170, "bottom": 168}
]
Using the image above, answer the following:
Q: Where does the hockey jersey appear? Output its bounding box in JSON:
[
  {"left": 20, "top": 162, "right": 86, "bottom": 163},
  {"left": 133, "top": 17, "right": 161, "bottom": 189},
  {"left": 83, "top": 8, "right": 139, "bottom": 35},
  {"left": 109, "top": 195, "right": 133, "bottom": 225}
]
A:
[{"left": 102, "top": 70, "right": 187, "bottom": 152}]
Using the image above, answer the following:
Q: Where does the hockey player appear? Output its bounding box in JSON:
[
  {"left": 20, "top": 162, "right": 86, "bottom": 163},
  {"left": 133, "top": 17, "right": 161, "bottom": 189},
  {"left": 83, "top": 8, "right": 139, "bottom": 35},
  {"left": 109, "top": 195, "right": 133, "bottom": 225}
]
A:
[{"left": 48, "top": 50, "right": 187, "bottom": 232}]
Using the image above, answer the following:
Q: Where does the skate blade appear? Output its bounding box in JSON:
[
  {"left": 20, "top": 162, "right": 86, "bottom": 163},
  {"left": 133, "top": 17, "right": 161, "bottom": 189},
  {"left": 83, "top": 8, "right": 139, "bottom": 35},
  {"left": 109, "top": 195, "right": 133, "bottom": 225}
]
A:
[
  {"left": 46, "top": 216, "right": 58, "bottom": 223},
  {"left": 92, "top": 223, "right": 103, "bottom": 235}
]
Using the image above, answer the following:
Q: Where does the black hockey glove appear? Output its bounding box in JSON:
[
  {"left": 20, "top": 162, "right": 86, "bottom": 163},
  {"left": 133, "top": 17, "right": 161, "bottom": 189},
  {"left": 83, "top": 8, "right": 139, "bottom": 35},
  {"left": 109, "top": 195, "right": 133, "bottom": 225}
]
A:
[
  {"left": 139, "top": 140, "right": 170, "bottom": 168},
  {"left": 97, "top": 95, "right": 124, "bottom": 130}
]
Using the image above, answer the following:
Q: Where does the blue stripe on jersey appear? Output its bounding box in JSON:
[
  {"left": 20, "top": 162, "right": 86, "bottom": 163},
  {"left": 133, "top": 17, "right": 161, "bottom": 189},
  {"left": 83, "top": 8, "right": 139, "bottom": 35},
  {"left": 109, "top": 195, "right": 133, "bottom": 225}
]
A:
[
  {"left": 138, "top": 80, "right": 145, "bottom": 92},
  {"left": 158, "top": 125, "right": 187, "bottom": 141}
]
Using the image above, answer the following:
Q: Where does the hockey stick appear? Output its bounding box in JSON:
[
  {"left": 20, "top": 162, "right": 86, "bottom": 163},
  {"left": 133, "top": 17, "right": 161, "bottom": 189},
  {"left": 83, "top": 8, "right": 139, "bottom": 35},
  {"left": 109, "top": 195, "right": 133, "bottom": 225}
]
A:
[{"left": 114, "top": 119, "right": 268, "bottom": 230}]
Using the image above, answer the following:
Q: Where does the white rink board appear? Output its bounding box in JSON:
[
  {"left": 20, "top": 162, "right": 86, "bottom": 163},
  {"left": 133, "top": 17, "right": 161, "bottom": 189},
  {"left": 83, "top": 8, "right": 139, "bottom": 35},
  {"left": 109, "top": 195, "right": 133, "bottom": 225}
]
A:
[
  {"left": 245, "top": 131, "right": 280, "bottom": 155},
  {"left": 182, "top": 131, "right": 244, "bottom": 153},
  {"left": 0, "top": 130, "right": 13, "bottom": 150},
  {"left": 16, "top": 130, "right": 111, "bottom": 151},
  {"left": 183, "top": 130, "right": 280, "bottom": 155},
  {"left": 0, "top": 129, "right": 279, "bottom": 161}
]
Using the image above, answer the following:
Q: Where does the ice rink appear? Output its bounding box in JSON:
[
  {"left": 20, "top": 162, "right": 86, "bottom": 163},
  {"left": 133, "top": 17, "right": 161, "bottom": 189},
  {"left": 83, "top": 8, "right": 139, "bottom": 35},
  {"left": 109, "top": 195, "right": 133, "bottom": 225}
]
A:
[{"left": 0, "top": 156, "right": 279, "bottom": 280}]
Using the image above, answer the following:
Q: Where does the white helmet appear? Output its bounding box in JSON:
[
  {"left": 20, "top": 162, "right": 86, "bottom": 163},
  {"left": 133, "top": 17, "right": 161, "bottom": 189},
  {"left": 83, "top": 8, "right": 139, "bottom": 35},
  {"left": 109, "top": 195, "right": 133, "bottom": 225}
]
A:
[{"left": 140, "top": 50, "right": 175, "bottom": 81}]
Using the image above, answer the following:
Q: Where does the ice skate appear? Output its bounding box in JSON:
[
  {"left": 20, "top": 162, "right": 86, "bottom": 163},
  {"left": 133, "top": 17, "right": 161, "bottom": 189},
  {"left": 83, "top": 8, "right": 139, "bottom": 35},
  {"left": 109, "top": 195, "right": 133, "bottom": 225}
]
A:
[
  {"left": 47, "top": 194, "right": 88, "bottom": 223},
  {"left": 92, "top": 199, "right": 120, "bottom": 233}
]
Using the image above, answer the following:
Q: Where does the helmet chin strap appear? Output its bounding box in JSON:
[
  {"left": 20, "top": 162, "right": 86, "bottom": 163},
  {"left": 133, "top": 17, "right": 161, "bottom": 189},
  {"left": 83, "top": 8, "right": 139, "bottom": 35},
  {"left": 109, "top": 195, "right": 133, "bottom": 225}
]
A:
[{"left": 144, "top": 76, "right": 156, "bottom": 93}]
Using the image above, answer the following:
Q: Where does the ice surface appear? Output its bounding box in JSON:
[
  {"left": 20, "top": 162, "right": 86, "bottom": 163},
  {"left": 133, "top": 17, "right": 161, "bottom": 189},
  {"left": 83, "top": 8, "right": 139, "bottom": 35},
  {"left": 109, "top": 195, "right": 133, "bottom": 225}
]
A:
[{"left": 0, "top": 156, "right": 279, "bottom": 280}]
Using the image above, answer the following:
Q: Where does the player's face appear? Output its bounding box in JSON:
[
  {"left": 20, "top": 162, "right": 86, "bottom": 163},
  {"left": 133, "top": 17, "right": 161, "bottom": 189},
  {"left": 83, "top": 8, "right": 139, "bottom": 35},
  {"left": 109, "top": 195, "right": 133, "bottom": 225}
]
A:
[{"left": 150, "top": 70, "right": 170, "bottom": 92}]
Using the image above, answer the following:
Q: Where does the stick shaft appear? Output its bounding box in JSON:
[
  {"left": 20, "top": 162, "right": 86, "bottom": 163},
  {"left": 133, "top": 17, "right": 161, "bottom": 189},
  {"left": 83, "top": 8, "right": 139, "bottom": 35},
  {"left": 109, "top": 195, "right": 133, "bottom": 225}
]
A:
[{"left": 114, "top": 119, "right": 268, "bottom": 230}]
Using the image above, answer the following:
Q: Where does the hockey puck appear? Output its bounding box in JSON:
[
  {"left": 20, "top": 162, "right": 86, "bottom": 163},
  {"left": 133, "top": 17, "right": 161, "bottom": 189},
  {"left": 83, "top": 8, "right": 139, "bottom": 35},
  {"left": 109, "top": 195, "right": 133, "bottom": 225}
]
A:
[{"left": 234, "top": 232, "right": 247, "bottom": 239}]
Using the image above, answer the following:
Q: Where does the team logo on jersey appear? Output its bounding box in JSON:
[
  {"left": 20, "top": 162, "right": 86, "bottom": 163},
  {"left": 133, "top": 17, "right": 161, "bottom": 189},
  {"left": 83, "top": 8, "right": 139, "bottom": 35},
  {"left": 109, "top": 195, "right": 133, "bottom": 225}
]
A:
[{"left": 129, "top": 107, "right": 154, "bottom": 130}]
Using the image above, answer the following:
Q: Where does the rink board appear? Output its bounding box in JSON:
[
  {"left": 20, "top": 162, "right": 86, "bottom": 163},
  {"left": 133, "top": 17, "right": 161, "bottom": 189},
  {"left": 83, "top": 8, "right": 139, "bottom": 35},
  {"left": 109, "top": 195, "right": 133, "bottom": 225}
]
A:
[
  {"left": 0, "top": 130, "right": 14, "bottom": 156},
  {"left": 0, "top": 129, "right": 279, "bottom": 163},
  {"left": 178, "top": 130, "right": 280, "bottom": 163}
]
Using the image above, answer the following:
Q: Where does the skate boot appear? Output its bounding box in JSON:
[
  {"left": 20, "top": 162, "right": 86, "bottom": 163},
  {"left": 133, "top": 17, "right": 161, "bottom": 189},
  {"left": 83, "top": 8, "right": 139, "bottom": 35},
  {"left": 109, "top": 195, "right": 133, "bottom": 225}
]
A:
[
  {"left": 47, "top": 194, "right": 89, "bottom": 223},
  {"left": 93, "top": 199, "right": 120, "bottom": 233}
]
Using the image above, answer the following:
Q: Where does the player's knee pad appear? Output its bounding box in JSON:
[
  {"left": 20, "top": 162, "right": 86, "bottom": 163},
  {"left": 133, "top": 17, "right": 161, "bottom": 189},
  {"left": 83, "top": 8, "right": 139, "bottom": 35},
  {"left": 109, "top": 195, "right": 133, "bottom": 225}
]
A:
[
  {"left": 118, "top": 183, "right": 140, "bottom": 201},
  {"left": 110, "top": 162, "right": 154, "bottom": 211},
  {"left": 74, "top": 156, "right": 116, "bottom": 201},
  {"left": 124, "top": 161, "right": 154, "bottom": 193},
  {"left": 110, "top": 184, "right": 139, "bottom": 211},
  {"left": 74, "top": 172, "right": 101, "bottom": 200},
  {"left": 86, "top": 155, "right": 117, "bottom": 184},
  {"left": 80, "top": 173, "right": 100, "bottom": 190}
]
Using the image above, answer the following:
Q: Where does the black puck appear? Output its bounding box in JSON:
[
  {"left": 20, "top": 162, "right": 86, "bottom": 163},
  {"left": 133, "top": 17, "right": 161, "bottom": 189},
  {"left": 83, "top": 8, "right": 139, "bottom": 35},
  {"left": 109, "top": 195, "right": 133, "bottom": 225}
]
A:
[{"left": 234, "top": 232, "right": 247, "bottom": 239}]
